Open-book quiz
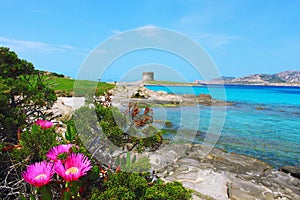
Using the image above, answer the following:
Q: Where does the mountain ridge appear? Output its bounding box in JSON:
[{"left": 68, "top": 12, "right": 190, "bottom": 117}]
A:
[{"left": 209, "top": 70, "right": 300, "bottom": 86}]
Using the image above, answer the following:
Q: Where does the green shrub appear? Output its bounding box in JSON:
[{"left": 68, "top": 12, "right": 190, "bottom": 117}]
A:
[
  {"left": 0, "top": 47, "right": 56, "bottom": 143},
  {"left": 90, "top": 172, "right": 191, "bottom": 200},
  {"left": 95, "top": 104, "right": 162, "bottom": 152},
  {"left": 12, "top": 125, "right": 58, "bottom": 163},
  {"left": 143, "top": 181, "right": 192, "bottom": 200},
  {"left": 115, "top": 152, "right": 151, "bottom": 173}
]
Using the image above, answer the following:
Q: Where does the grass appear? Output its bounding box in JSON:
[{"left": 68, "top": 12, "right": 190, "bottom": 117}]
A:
[{"left": 43, "top": 73, "right": 115, "bottom": 96}]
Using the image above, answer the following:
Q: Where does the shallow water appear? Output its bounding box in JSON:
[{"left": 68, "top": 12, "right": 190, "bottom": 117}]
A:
[{"left": 146, "top": 85, "right": 300, "bottom": 168}]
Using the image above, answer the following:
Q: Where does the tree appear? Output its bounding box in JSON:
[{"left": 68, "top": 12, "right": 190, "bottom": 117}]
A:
[{"left": 0, "top": 47, "right": 57, "bottom": 143}]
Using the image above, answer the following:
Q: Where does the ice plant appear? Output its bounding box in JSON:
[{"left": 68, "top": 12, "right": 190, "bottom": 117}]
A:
[
  {"left": 22, "top": 161, "right": 54, "bottom": 187},
  {"left": 46, "top": 144, "right": 74, "bottom": 162},
  {"left": 36, "top": 119, "right": 53, "bottom": 129},
  {"left": 55, "top": 153, "right": 92, "bottom": 182}
]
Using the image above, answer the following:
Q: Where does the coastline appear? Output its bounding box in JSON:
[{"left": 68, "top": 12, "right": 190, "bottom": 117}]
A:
[
  {"left": 144, "top": 82, "right": 300, "bottom": 87},
  {"left": 112, "top": 84, "right": 232, "bottom": 106},
  {"left": 58, "top": 85, "right": 300, "bottom": 199},
  {"left": 58, "top": 94, "right": 300, "bottom": 199},
  {"left": 145, "top": 143, "right": 300, "bottom": 199}
]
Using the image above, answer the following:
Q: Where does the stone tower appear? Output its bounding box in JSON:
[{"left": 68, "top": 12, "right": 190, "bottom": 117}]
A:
[{"left": 142, "top": 72, "right": 154, "bottom": 81}]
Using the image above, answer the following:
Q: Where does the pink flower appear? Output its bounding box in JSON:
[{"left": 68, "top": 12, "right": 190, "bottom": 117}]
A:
[
  {"left": 46, "top": 144, "right": 74, "bottom": 162},
  {"left": 54, "top": 153, "right": 92, "bottom": 182},
  {"left": 35, "top": 119, "right": 53, "bottom": 129},
  {"left": 22, "top": 161, "right": 54, "bottom": 188}
]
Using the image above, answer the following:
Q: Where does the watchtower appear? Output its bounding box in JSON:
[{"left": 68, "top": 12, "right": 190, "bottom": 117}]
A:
[{"left": 142, "top": 72, "right": 154, "bottom": 81}]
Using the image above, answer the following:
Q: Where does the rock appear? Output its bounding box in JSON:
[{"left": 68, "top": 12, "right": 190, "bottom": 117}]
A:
[
  {"left": 144, "top": 144, "right": 300, "bottom": 200},
  {"left": 131, "top": 87, "right": 150, "bottom": 99},
  {"left": 111, "top": 85, "right": 231, "bottom": 107},
  {"left": 280, "top": 166, "right": 300, "bottom": 179},
  {"left": 48, "top": 99, "right": 74, "bottom": 122},
  {"left": 147, "top": 144, "right": 191, "bottom": 172},
  {"left": 197, "top": 94, "right": 212, "bottom": 105},
  {"left": 256, "top": 106, "right": 267, "bottom": 110}
]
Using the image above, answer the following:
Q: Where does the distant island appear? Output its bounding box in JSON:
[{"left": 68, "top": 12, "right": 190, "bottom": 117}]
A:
[{"left": 197, "top": 70, "right": 300, "bottom": 86}]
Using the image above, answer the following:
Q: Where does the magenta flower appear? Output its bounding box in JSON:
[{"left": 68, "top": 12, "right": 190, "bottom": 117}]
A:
[
  {"left": 55, "top": 153, "right": 92, "bottom": 182},
  {"left": 36, "top": 119, "right": 53, "bottom": 129},
  {"left": 46, "top": 144, "right": 74, "bottom": 162},
  {"left": 22, "top": 161, "right": 54, "bottom": 188}
]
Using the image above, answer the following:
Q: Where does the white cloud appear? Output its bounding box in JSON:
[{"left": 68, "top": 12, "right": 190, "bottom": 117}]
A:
[{"left": 0, "top": 36, "right": 79, "bottom": 53}]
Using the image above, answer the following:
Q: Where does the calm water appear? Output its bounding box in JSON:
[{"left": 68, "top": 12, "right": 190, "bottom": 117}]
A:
[{"left": 146, "top": 85, "right": 300, "bottom": 168}]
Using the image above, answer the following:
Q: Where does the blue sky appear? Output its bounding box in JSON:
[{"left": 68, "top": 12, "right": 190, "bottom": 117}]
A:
[{"left": 0, "top": 0, "right": 299, "bottom": 81}]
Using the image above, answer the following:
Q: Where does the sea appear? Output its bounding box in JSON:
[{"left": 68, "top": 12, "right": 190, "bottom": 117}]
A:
[{"left": 145, "top": 84, "right": 300, "bottom": 168}]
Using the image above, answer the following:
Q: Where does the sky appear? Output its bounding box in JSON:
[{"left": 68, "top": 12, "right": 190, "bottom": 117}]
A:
[{"left": 0, "top": 0, "right": 300, "bottom": 82}]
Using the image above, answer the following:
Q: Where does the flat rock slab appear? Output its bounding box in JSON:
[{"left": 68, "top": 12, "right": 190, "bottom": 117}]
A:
[{"left": 145, "top": 144, "right": 300, "bottom": 200}]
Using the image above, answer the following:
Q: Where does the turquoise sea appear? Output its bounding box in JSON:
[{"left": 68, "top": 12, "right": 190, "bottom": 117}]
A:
[{"left": 145, "top": 85, "right": 300, "bottom": 168}]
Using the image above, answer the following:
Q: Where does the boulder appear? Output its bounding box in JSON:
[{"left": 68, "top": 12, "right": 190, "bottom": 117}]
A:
[{"left": 48, "top": 99, "right": 74, "bottom": 122}]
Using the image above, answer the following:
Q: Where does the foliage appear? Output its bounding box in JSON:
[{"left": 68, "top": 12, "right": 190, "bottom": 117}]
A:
[
  {"left": 115, "top": 152, "right": 151, "bottom": 172},
  {"left": 90, "top": 172, "right": 147, "bottom": 200},
  {"left": 95, "top": 103, "right": 162, "bottom": 152},
  {"left": 1, "top": 113, "right": 191, "bottom": 200},
  {"left": 90, "top": 172, "right": 192, "bottom": 200},
  {"left": 0, "top": 48, "right": 192, "bottom": 199},
  {"left": 0, "top": 47, "right": 57, "bottom": 143},
  {"left": 143, "top": 181, "right": 192, "bottom": 200},
  {"left": 12, "top": 125, "right": 58, "bottom": 164}
]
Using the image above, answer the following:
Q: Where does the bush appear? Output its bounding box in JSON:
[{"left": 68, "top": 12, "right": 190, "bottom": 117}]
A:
[
  {"left": 143, "top": 181, "right": 192, "bottom": 200},
  {"left": 90, "top": 172, "right": 192, "bottom": 200},
  {"left": 0, "top": 47, "right": 57, "bottom": 143},
  {"left": 12, "top": 125, "right": 58, "bottom": 163},
  {"left": 95, "top": 104, "right": 162, "bottom": 152}
]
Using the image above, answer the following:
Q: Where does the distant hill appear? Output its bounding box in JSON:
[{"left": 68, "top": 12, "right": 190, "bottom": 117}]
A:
[
  {"left": 209, "top": 70, "right": 300, "bottom": 85},
  {"left": 211, "top": 76, "right": 235, "bottom": 81}
]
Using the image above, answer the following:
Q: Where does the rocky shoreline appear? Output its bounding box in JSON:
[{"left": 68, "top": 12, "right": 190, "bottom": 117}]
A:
[
  {"left": 145, "top": 143, "right": 300, "bottom": 200},
  {"left": 111, "top": 84, "right": 232, "bottom": 107},
  {"left": 108, "top": 85, "right": 300, "bottom": 199},
  {"left": 56, "top": 86, "right": 300, "bottom": 200}
]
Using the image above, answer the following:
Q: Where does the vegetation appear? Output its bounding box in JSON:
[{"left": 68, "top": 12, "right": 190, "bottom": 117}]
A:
[
  {"left": 0, "top": 47, "right": 57, "bottom": 143},
  {"left": 95, "top": 103, "right": 163, "bottom": 152},
  {"left": 45, "top": 74, "right": 115, "bottom": 96},
  {"left": 12, "top": 125, "right": 58, "bottom": 163},
  {"left": 0, "top": 46, "right": 192, "bottom": 199},
  {"left": 74, "top": 103, "right": 163, "bottom": 153},
  {"left": 91, "top": 172, "right": 191, "bottom": 200}
]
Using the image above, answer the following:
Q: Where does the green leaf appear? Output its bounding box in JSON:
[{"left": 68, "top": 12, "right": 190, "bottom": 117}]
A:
[
  {"left": 19, "top": 193, "right": 26, "bottom": 200},
  {"left": 30, "top": 194, "right": 35, "bottom": 200},
  {"left": 63, "top": 191, "right": 71, "bottom": 200},
  {"left": 68, "top": 181, "right": 82, "bottom": 197},
  {"left": 126, "top": 152, "right": 131, "bottom": 168},
  {"left": 88, "top": 165, "right": 100, "bottom": 181},
  {"left": 115, "top": 156, "right": 120, "bottom": 166},
  {"left": 37, "top": 185, "right": 52, "bottom": 200}
]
